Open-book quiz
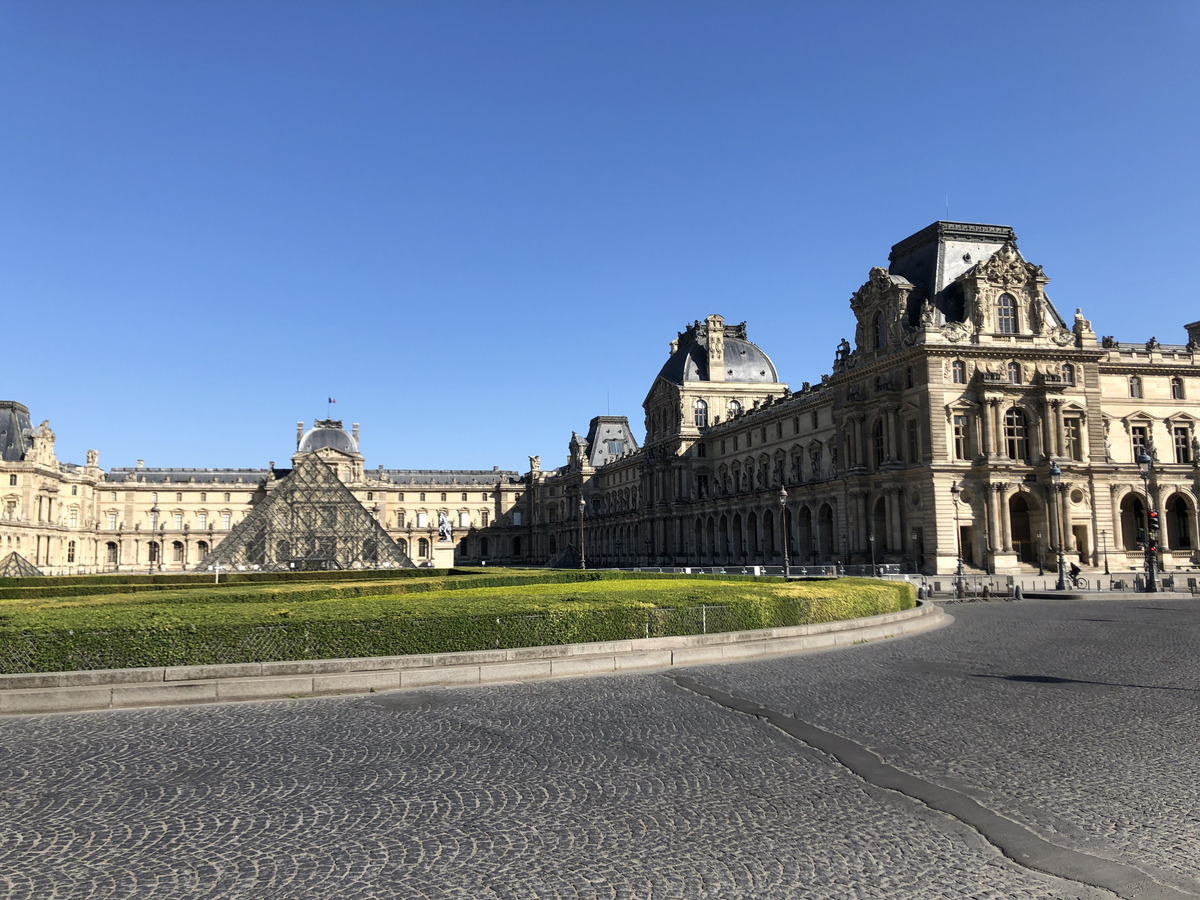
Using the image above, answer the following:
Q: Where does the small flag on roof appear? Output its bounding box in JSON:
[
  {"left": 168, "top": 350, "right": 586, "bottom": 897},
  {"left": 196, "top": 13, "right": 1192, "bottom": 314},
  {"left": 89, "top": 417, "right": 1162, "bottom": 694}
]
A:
[{"left": 328, "top": 397, "right": 336, "bottom": 403}]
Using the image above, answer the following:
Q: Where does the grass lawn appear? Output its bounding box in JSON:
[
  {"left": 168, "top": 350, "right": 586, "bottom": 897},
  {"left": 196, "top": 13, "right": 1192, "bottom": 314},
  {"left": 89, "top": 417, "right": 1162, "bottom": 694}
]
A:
[{"left": 0, "top": 569, "right": 914, "bottom": 674}]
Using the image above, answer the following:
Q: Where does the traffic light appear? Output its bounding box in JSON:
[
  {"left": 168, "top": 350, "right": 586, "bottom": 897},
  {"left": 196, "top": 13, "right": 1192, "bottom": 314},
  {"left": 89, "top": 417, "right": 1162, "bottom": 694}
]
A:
[
  {"left": 1147, "top": 510, "right": 1160, "bottom": 534},
  {"left": 1147, "top": 510, "right": 1160, "bottom": 552}
]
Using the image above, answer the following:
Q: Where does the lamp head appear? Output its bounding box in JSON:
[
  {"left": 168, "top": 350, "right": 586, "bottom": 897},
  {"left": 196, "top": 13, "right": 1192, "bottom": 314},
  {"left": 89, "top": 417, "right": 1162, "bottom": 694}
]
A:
[
  {"left": 1136, "top": 448, "right": 1152, "bottom": 474},
  {"left": 1048, "top": 461, "right": 1062, "bottom": 485}
]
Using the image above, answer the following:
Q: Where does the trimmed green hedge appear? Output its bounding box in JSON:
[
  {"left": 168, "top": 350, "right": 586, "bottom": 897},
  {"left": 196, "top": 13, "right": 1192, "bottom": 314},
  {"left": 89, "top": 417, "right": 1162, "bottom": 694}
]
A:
[{"left": 0, "top": 576, "right": 915, "bottom": 674}]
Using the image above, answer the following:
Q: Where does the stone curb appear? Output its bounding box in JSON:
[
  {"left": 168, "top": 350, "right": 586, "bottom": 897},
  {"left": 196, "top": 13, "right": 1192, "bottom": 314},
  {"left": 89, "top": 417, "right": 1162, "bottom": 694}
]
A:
[{"left": 0, "top": 602, "right": 949, "bottom": 715}]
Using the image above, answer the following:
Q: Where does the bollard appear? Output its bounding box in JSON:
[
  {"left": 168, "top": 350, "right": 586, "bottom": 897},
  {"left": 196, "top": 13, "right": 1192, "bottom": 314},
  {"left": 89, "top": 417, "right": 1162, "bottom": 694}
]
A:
[{"left": 1014, "top": 585, "right": 1023, "bottom": 601}]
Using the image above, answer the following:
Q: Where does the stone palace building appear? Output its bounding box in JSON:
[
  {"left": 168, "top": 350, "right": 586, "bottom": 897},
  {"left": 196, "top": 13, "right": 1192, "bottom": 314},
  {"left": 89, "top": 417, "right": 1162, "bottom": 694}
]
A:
[{"left": 3, "top": 221, "right": 1199, "bottom": 577}]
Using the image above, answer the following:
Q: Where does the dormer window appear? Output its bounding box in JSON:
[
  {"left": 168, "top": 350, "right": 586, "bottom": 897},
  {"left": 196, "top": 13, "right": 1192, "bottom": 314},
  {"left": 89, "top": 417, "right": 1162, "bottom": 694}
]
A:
[
  {"left": 952, "top": 360, "right": 966, "bottom": 384},
  {"left": 997, "top": 294, "right": 1017, "bottom": 334},
  {"left": 1171, "top": 376, "right": 1185, "bottom": 400},
  {"left": 873, "top": 312, "right": 886, "bottom": 349},
  {"left": 1007, "top": 362, "right": 1021, "bottom": 384},
  {"left": 727, "top": 400, "right": 742, "bottom": 418},
  {"left": 1129, "top": 376, "right": 1143, "bottom": 399},
  {"left": 1062, "top": 364, "right": 1075, "bottom": 385},
  {"left": 693, "top": 399, "right": 709, "bottom": 428}
]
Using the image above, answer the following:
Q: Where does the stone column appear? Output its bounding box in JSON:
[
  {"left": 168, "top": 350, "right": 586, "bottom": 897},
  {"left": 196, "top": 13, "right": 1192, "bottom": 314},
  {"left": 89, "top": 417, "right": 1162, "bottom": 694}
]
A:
[
  {"left": 979, "top": 405, "right": 992, "bottom": 459},
  {"left": 1055, "top": 402, "right": 1066, "bottom": 459}
]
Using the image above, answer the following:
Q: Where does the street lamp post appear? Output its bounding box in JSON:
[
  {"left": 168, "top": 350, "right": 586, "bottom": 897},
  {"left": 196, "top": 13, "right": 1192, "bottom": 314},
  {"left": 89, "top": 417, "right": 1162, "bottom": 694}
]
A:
[
  {"left": 868, "top": 532, "right": 876, "bottom": 578},
  {"left": 578, "top": 496, "right": 586, "bottom": 570},
  {"left": 1101, "top": 529, "right": 1110, "bottom": 576},
  {"left": 644, "top": 537, "right": 651, "bottom": 568},
  {"left": 779, "top": 487, "right": 790, "bottom": 577},
  {"left": 1136, "top": 449, "right": 1158, "bottom": 592},
  {"left": 616, "top": 537, "right": 622, "bottom": 568},
  {"left": 1049, "top": 462, "right": 1067, "bottom": 590},
  {"left": 1036, "top": 530, "right": 1044, "bottom": 576},
  {"left": 950, "top": 481, "right": 964, "bottom": 584}
]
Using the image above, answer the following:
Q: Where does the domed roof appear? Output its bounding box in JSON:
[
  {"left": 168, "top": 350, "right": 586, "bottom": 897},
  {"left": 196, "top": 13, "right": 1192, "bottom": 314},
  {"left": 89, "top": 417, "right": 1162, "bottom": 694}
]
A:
[
  {"left": 657, "top": 337, "right": 779, "bottom": 385},
  {"left": 297, "top": 419, "right": 358, "bottom": 454}
]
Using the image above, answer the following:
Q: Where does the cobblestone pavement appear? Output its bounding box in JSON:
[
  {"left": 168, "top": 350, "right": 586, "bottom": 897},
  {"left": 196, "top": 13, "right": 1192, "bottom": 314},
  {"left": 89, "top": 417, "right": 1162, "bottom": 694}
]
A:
[{"left": 1, "top": 599, "right": 1196, "bottom": 899}]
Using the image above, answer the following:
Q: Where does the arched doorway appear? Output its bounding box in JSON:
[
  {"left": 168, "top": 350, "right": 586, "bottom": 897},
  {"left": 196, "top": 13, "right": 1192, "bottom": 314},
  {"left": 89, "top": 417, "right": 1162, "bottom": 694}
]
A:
[
  {"left": 798, "top": 507, "right": 813, "bottom": 563},
  {"left": 1120, "top": 493, "right": 1146, "bottom": 551},
  {"left": 1166, "top": 493, "right": 1195, "bottom": 551},
  {"left": 1009, "top": 492, "right": 1034, "bottom": 563},
  {"left": 818, "top": 503, "right": 835, "bottom": 563},
  {"left": 871, "top": 497, "right": 888, "bottom": 553}
]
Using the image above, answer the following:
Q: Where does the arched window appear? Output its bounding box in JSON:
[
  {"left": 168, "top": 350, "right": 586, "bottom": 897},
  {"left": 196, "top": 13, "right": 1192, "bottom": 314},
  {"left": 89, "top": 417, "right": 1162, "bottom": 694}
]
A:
[
  {"left": 727, "top": 400, "right": 742, "bottom": 418},
  {"left": 418, "top": 537, "right": 429, "bottom": 557},
  {"left": 196, "top": 540, "right": 209, "bottom": 558},
  {"left": 1007, "top": 362, "right": 1021, "bottom": 384},
  {"left": 694, "top": 399, "right": 709, "bottom": 428},
  {"left": 106, "top": 542, "right": 119, "bottom": 564},
  {"left": 1129, "top": 376, "right": 1143, "bottom": 398},
  {"left": 1062, "top": 364, "right": 1075, "bottom": 385},
  {"left": 997, "top": 294, "right": 1017, "bottom": 334},
  {"left": 480, "top": 537, "right": 490, "bottom": 557},
  {"left": 148, "top": 542, "right": 160, "bottom": 563},
  {"left": 172, "top": 541, "right": 184, "bottom": 562},
  {"left": 952, "top": 360, "right": 966, "bottom": 384},
  {"left": 873, "top": 312, "right": 886, "bottom": 349},
  {"left": 1171, "top": 377, "right": 1185, "bottom": 400},
  {"left": 1004, "top": 409, "right": 1030, "bottom": 462}
]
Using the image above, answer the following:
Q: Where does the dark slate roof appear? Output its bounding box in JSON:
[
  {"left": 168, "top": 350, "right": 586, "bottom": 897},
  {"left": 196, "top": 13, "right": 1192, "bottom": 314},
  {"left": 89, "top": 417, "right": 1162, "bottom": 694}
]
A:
[
  {"left": 583, "top": 416, "right": 640, "bottom": 468},
  {"left": 656, "top": 336, "right": 779, "bottom": 385},
  {"left": 298, "top": 419, "right": 358, "bottom": 454},
  {"left": 379, "top": 469, "right": 523, "bottom": 486},
  {"left": 0, "top": 401, "right": 33, "bottom": 462},
  {"left": 107, "top": 468, "right": 271, "bottom": 484}
]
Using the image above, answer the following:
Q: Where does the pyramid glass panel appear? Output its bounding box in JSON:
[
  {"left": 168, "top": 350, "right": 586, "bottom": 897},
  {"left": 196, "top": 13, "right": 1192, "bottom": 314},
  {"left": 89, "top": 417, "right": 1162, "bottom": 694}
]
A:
[{"left": 194, "top": 455, "right": 413, "bottom": 572}]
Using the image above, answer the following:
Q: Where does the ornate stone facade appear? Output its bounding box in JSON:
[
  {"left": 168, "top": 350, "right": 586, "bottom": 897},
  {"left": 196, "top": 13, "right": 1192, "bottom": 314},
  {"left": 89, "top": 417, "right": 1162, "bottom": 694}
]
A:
[
  {"left": 0, "top": 410, "right": 526, "bottom": 574},
  {"left": 5, "top": 221, "right": 1198, "bottom": 579},
  {"left": 529, "top": 222, "right": 1200, "bottom": 577}
]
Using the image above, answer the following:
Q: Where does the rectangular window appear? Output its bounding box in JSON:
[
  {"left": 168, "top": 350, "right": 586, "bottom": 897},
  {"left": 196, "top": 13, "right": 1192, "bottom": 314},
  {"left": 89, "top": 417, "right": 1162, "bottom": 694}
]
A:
[
  {"left": 733, "top": 436, "right": 738, "bottom": 451},
  {"left": 222, "top": 513, "right": 231, "bottom": 530},
  {"left": 459, "top": 511, "right": 470, "bottom": 527},
  {"left": 71, "top": 485, "right": 78, "bottom": 496},
  {"left": 812, "top": 411, "right": 819, "bottom": 428},
  {"left": 720, "top": 440, "right": 726, "bottom": 455},
  {"left": 1064, "top": 418, "right": 1082, "bottom": 461},
  {"left": 953, "top": 415, "right": 969, "bottom": 460},
  {"left": 607, "top": 440, "right": 625, "bottom": 454},
  {"left": 197, "top": 513, "right": 207, "bottom": 529},
  {"left": 200, "top": 492, "right": 206, "bottom": 502},
  {"left": 397, "top": 511, "right": 405, "bottom": 527},
  {"left": 67, "top": 541, "right": 76, "bottom": 563},
  {"left": 481, "top": 510, "right": 489, "bottom": 527},
  {"left": 907, "top": 422, "right": 919, "bottom": 463},
  {"left": 416, "top": 512, "right": 428, "bottom": 528},
  {"left": 69, "top": 509, "right": 78, "bottom": 528},
  {"left": 108, "top": 513, "right": 118, "bottom": 529},
  {"left": 697, "top": 473, "right": 709, "bottom": 498},
  {"left": 173, "top": 513, "right": 183, "bottom": 529},
  {"left": 1174, "top": 426, "right": 1192, "bottom": 464},
  {"left": 761, "top": 427, "right": 767, "bottom": 443},
  {"left": 8, "top": 474, "right": 15, "bottom": 486},
  {"left": 793, "top": 416, "right": 800, "bottom": 434},
  {"left": 1131, "top": 426, "right": 1148, "bottom": 458},
  {"left": 776, "top": 422, "right": 782, "bottom": 439},
  {"left": 512, "top": 510, "right": 522, "bottom": 526},
  {"left": 696, "top": 443, "right": 706, "bottom": 458}
]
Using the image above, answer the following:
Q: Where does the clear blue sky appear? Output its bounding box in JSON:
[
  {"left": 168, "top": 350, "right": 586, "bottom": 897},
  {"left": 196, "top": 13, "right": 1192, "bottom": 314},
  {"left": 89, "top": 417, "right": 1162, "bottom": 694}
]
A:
[{"left": 3, "top": 2, "right": 1198, "bottom": 472}]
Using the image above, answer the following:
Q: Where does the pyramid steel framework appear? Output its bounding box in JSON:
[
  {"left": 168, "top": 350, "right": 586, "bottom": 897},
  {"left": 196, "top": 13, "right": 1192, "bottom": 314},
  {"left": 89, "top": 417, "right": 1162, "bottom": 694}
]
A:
[
  {"left": 194, "top": 454, "right": 414, "bottom": 572},
  {"left": 0, "top": 552, "right": 44, "bottom": 578}
]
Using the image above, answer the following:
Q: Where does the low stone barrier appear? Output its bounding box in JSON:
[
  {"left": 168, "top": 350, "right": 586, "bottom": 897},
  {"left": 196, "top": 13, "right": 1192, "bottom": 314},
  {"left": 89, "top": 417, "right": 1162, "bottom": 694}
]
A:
[{"left": 0, "top": 601, "right": 949, "bottom": 715}]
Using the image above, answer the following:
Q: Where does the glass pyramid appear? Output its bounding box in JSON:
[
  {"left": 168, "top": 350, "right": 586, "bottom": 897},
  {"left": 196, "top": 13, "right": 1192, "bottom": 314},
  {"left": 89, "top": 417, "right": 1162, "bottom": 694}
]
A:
[{"left": 194, "top": 454, "right": 414, "bottom": 572}]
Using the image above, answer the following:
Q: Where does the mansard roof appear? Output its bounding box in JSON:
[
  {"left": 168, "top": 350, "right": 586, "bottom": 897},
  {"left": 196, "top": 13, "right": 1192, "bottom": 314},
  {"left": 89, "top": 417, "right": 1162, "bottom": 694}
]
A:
[
  {"left": 656, "top": 321, "right": 780, "bottom": 385},
  {"left": 0, "top": 401, "right": 32, "bottom": 462}
]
